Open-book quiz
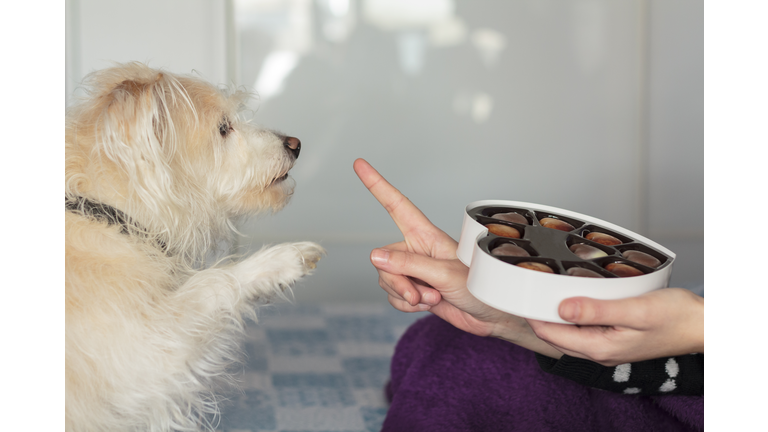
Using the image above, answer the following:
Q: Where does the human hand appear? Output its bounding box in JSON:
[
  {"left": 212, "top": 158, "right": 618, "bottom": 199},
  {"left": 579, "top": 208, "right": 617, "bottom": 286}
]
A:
[
  {"left": 354, "top": 158, "right": 562, "bottom": 358},
  {"left": 352, "top": 158, "right": 455, "bottom": 308},
  {"left": 370, "top": 246, "right": 563, "bottom": 358},
  {"left": 527, "top": 288, "right": 704, "bottom": 366}
]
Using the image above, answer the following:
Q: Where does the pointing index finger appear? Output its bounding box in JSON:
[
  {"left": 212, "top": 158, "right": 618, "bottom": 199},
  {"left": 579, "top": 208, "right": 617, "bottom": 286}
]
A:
[{"left": 353, "top": 158, "right": 433, "bottom": 236}]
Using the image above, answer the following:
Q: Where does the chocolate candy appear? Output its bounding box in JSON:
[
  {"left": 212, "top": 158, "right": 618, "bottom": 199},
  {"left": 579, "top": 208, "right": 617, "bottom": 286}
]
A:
[
  {"left": 472, "top": 205, "right": 672, "bottom": 281},
  {"left": 569, "top": 244, "right": 608, "bottom": 260},
  {"left": 566, "top": 267, "right": 605, "bottom": 278},
  {"left": 491, "top": 243, "right": 530, "bottom": 257},
  {"left": 516, "top": 262, "right": 554, "bottom": 273},
  {"left": 605, "top": 263, "right": 644, "bottom": 277},
  {"left": 622, "top": 250, "right": 661, "bottom": 268},
  {"left": 491, "top": 212, "right": 529, "bottom": 225},
  {"left": 539, "top": 217, "right": 574, "bottom": 232},
  {"left": 486, "top": 224, "right": 521, "bottom": 239},
  {"left": 585, "top": 232, "right": 622, "bottom": 246}
]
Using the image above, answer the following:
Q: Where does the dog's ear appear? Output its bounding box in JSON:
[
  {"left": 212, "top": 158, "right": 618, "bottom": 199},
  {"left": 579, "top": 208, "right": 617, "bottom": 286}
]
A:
[
  {"left": 108, "top": 76, "right": 171, "bottom": 143},
  {"left": 96, "top": 73, "right": 181, "bottom": 198},
  {"left": 98, "top": 74, "right": 178, "bottom": 162}
]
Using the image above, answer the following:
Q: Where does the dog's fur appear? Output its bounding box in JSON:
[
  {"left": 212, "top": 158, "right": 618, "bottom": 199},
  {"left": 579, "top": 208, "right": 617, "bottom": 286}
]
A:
[{"left": 65, "top": 63, "right": 324, "bottom": 431}]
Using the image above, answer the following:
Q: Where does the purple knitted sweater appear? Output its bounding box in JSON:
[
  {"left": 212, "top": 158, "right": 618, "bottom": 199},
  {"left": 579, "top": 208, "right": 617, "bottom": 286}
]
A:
[{"left": 383, "top": 315, "right": 703, "bottom": 432}]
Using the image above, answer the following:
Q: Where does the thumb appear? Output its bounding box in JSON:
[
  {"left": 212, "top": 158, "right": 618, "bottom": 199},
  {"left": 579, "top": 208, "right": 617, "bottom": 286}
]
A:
[
  {"left": 559, "top": 296, "right": 644, "bottom": 327},
  {"left": 370, "top": 248, "right": 452, "bottom": 289}
]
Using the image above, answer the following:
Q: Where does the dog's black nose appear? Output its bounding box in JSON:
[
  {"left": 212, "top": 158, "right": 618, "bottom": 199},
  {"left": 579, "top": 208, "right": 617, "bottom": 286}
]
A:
[{"left": 284, "top": 136, "right": 301, "bottom": 159}]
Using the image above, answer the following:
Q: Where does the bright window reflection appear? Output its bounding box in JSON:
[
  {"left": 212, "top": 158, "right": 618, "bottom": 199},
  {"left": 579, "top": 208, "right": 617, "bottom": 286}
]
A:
[
  {"left": 253, "top": 50, "right": 299, "bottom": 101},
  {"left": 234, "top": 0, "right": 501, "bottom": 122},
  {"left": 361, "top": 0, "right": 454, "bottom": 30}
]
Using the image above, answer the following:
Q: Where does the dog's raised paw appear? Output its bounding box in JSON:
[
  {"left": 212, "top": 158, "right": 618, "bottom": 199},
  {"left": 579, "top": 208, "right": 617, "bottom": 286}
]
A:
[
  {"left": 227, "top": 241, "right": 324, "bottom": 302},
  {"left": 289, "top": 241, "right": 325, "bottom": 272}
]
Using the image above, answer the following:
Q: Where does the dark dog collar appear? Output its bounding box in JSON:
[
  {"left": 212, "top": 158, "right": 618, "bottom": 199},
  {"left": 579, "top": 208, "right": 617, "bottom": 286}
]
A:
[{"left": 66, "top": 196, "right": 167, "bottom": 253}]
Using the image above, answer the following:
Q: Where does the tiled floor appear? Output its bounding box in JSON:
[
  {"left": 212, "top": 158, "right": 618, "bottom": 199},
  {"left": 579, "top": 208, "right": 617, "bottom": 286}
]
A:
[{"left": 213, "top": 302, "right": 428, "bottom": 432}]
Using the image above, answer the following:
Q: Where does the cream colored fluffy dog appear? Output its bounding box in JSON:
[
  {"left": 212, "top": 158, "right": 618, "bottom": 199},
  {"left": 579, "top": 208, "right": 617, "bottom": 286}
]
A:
[{"left": 65, "top": 63, "right": 324, "bottom": 431}]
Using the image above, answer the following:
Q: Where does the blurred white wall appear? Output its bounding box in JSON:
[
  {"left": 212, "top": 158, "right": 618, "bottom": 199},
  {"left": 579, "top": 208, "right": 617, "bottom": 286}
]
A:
[
  {"left": 65, "top": 0, "right": 231, "bottom": 105},
  {"left": 66, "top": 0, "right": 703, "bottom": 302},
  {"left": 645, "top": 0, "right": 703, "bottom": 296}
]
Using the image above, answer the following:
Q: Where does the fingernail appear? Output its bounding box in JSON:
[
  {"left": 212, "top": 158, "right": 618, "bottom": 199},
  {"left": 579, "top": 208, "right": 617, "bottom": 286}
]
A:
[
  {"left": 417, "top": 303, "right": 431, "bottom": 311},
  {"left": 371, "top": 248, "right": 389, "bottom": 266},
  {"left": 403, "top": 290, "right": 413, "bottom": 305},
  {"left": 560, "top": 301, "right": 580, "bottom": 322}
]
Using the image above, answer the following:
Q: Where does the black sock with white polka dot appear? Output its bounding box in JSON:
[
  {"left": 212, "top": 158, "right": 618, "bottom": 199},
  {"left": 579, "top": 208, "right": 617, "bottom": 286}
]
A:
[{"left": 535, "top": 353, "right": 704, "bottom": 396}]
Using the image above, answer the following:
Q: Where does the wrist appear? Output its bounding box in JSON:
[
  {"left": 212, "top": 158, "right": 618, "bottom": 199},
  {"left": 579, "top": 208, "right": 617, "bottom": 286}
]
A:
[
  {"left": 690, "top": 293, "right": 704, "bottom": 353},
  {"left": 675, "top": 289, "right": 704, "bottom": 355}
]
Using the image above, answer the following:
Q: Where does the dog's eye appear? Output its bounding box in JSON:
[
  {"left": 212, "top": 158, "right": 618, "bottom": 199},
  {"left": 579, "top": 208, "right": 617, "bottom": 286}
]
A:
[{"left": 219, "top": 119, "right": 233, "bottom": 137}]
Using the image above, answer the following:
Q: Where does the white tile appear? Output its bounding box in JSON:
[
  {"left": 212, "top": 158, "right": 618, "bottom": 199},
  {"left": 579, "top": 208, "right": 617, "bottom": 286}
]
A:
[{"left": 238, "top": 372, "right": 273, "bottom": 390}]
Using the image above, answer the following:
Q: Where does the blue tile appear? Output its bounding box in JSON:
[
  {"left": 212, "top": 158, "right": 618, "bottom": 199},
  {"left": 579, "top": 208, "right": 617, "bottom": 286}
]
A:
[
  {"left": 280, "top": 430, "right": 365, "bottom": 432},
  {"left": 276, "top": 387, "right": 357, "bottom": 408},
  {"left": 273, "top": 373, "right": 356, "bottom": 407},
  {"left": 267, "top": 329, "right": 337, "bottom": 356},
  {"left": 219, "top": 303, "right": 409, "bottom": 431},
  {"left": 360, "top": 407, "right": 389, "bottom": 432},
  {"left": 273, "top": 373, "right": 350, "bottom": 388},
  {"left": 342, "top": 358, "right": 392, "bottom": 389},
  {"left": 258, "top": 304, "right": 324, "bottom": 321},
  {"left": 243, "top": 341, "right": 269, "bottom": 372},
  {"left": 217, "top": 389, "right": 276, "bottom": 431},
  {"left": 326, "top": 317, "right": 395, "bottom": 343}
]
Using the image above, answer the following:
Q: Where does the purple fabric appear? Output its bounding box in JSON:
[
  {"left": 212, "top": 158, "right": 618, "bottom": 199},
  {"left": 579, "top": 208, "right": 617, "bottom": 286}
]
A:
[{"left": 384, "top": 315, "right": 703, "bottom": 432}]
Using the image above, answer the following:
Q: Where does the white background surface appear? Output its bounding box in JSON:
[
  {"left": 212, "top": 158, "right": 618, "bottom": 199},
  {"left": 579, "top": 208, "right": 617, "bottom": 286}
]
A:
[{"left": 66, "top": 0, "right": 703, "bottom": 301}]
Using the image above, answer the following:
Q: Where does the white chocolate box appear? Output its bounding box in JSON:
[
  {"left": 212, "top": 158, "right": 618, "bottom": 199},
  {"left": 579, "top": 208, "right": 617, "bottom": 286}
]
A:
[{"left": 457, "top": 200, "right": 675, "bottom": 324}]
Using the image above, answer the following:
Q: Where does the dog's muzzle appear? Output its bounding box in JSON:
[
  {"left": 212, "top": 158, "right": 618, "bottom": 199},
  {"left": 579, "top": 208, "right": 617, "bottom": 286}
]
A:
[{"left": 284, "top": 136, "right": 301, "bottom": 159}]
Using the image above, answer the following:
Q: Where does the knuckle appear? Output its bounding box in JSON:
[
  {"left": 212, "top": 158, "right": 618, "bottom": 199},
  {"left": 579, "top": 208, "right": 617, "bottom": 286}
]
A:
[{"left": 383, "top": 194, "right": 405, "bottom": 214}]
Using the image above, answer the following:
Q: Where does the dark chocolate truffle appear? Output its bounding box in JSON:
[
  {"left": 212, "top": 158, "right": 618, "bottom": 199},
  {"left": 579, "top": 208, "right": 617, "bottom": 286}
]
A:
[
  {"left": 622, "top": 250, "right": 662, "bottom": 268},
  {"left": 491, "top": 212, "right": 529, "bottom": 225}
]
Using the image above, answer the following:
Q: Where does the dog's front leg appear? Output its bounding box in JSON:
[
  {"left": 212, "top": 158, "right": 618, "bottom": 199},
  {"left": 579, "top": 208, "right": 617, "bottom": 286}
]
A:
[
  {"left": 131, "top": 242, "right": 322, "bottom": 428},
  {"left": 230, "top": 241, "right": 325, "bottom": 307},
  {"left": 175, "top": 241, "right": 324, "bottom": 318}
]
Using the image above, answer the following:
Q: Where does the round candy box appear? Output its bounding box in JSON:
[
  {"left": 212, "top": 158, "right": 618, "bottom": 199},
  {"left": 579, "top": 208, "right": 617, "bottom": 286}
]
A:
[{"left": 456, "top": 200, "right": 675, "bottom": 324}]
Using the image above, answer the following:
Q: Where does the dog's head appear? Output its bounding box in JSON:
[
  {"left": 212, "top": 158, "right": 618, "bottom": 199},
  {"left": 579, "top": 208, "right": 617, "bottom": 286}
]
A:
[{"left": 66, "top": 63, "right": 300, "bottom": 253}]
